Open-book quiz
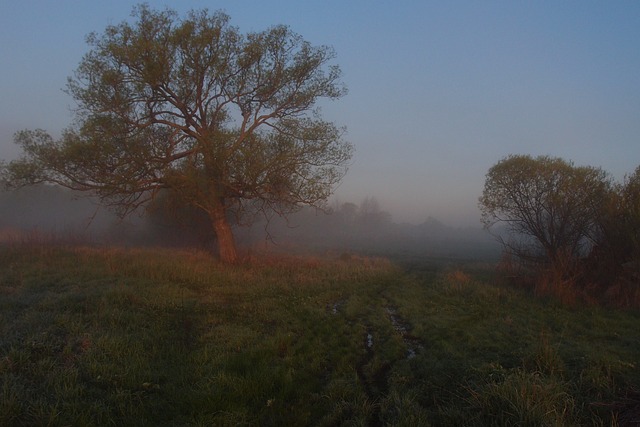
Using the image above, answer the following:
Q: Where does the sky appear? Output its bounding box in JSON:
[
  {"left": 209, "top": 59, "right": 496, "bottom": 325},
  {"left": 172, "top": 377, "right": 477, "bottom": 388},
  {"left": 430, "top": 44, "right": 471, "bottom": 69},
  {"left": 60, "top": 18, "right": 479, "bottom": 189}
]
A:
[{"left": 1, "top": 1, "right": 639, "bottom": 226}]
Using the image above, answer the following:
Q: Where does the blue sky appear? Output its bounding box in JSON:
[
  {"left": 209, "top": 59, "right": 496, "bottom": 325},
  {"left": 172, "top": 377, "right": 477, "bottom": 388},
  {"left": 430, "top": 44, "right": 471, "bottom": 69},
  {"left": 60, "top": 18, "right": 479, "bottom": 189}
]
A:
[{"left": 1, "top": 1, "right": 639, "bottom": 225}]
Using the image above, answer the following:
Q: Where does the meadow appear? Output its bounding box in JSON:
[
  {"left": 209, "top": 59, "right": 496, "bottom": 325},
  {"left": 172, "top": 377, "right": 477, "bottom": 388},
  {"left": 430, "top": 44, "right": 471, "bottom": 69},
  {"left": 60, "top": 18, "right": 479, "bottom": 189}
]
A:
[{"left": 0, "top": 244, "right": 639, "bottom": 426}]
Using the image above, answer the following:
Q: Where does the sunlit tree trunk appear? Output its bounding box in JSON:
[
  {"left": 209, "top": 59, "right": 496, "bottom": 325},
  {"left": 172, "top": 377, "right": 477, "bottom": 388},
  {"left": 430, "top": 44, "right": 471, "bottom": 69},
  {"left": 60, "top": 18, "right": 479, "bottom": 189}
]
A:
[{"left": 209, "top": 203, "right": 238, "bottom": 264}]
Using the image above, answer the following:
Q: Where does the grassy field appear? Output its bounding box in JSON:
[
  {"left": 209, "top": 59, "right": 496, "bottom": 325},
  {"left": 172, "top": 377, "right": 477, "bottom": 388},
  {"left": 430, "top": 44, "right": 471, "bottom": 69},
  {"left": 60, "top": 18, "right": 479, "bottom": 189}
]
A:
[{"left": 0, "top": 245, "right": 639, "bottom": 426}]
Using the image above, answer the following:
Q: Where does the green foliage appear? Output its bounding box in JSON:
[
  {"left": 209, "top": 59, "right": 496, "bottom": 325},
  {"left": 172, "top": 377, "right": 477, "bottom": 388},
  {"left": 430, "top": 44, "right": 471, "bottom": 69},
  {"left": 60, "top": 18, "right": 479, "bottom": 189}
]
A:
[
  {"left": 479, "top": 154, "right": 611, "bottom": 269},
  {"left": 480, "top": 155, "right": 640, "bottom": 305},
  {"left": 3, "top": 4, "right": 353, "bottom": 262}
]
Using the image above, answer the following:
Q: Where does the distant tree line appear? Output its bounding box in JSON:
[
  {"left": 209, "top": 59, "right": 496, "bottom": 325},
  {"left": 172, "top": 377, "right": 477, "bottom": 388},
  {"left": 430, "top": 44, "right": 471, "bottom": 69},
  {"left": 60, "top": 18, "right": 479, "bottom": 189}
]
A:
[
  {"left": 146, "top": 194, "right": 395, "bottom": 249},
  {"left": 480, "top": 154, "right": 640, "bottom": 306},
  {"left": 0, "top": 183, "right": 498, "bottom": 260}
]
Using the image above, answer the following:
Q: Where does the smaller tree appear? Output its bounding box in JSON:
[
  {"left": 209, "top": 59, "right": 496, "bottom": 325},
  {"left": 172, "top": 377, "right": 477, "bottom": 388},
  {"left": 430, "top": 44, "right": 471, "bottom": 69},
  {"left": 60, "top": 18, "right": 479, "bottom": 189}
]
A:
[
  {"left": 620, "top": 166, "right": 640, "bottom": 258},
  {"left": 592, "top": 165, "right": 640, "bottom": 282},
  {"left": 337, "top": 202, "right": 359, "bottom": 226},
  {"left": 358, "top": 196, "right": 391, "bottom": 227},
  {"left": 479, "top": 155, "right": 611, "bottom": 276}
]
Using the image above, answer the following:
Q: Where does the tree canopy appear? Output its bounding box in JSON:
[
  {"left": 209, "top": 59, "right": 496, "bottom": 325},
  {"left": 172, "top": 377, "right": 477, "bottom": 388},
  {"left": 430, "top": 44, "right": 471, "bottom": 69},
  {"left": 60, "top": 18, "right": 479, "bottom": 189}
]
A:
[
  {"left": 479, "top": 154, "right": 611, "bottom": 270},
  {"left": 596, "top": 165, "right": 640, "bottom": 271},
  {"left": 2, "top": 4, "right": 353, "bottom": 263}
]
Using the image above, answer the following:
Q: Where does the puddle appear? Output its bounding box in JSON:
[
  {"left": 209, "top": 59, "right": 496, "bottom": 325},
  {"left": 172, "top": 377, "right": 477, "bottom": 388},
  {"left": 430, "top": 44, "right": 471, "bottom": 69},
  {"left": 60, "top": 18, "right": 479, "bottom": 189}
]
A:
[
  {"left": 385, "top": 306, "right": 423, "bottom": 359},
  {"left": 328, "top": 299, "right": 345, "bottom": 315}
]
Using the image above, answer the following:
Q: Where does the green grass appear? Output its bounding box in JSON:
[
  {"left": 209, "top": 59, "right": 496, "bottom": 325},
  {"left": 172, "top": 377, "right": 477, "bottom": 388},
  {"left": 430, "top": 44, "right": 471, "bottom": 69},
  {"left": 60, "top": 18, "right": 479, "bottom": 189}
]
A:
[{"left": 0, "top": 245, "right": 639, "bottom": 426}]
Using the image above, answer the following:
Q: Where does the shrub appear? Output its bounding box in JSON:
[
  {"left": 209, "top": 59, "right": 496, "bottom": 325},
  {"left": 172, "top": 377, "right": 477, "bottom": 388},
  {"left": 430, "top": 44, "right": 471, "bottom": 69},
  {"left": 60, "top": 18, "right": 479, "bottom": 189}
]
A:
[{"left": 467, "top": 367, "right": 578, "bottom": 426}]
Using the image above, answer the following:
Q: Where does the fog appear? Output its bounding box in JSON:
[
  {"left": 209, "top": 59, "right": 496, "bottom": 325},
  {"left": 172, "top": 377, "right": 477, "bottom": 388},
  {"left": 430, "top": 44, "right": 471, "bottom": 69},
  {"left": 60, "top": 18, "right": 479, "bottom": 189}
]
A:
[
  {"left": 2, "top": 2, "right": 639, "bottom": 239},
  {"left": 0, "top": 185, "right": 144, "bottom": 246},
  {"left": 0, "top": 185, "right": 500, "bottom": 262}
]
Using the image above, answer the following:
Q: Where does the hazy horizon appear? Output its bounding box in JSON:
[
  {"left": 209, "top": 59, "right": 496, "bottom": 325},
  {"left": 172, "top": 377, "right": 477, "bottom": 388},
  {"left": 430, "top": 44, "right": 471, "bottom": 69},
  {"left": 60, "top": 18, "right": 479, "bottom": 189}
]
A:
[
  {"left": 0, "top": 184, "right": 501, "bottom": 262},
  {"left": 2, "top": 1, "right": 639, "bottom": 228}
]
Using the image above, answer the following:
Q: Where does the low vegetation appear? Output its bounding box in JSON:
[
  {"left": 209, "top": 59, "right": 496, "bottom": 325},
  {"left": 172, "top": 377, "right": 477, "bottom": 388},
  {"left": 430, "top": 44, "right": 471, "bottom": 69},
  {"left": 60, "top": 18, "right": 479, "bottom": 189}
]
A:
[{"left": 1, "top": 244, "right": 639, "bottom": 426}]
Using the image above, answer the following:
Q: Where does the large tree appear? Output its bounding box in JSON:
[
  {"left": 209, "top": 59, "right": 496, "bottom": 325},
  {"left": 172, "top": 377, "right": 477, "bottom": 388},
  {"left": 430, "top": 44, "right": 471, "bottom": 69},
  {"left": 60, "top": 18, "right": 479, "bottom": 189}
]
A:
[
  {"left": 2, "top": 5, "right": 353, "bottom": 263},
  {"left": 479, "top": 155, "right": 611, "bottom": 272}
]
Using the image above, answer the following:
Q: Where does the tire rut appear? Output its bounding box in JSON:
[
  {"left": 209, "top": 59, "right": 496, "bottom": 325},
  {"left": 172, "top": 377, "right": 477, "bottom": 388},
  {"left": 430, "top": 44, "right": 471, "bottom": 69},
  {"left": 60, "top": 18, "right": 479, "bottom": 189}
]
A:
[
  {"left": 330, "top": 299, "right": 423, "bottom": 426},
  {"left": 385, "top": 306, "right": 423, "bottom": 359}
]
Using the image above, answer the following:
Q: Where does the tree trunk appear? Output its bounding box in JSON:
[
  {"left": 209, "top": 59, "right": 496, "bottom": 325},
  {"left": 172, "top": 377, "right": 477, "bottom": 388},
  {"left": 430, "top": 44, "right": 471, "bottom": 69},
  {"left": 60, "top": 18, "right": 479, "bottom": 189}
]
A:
[{"left": 210, "top": 204, "right": 238, "bottom": 264}]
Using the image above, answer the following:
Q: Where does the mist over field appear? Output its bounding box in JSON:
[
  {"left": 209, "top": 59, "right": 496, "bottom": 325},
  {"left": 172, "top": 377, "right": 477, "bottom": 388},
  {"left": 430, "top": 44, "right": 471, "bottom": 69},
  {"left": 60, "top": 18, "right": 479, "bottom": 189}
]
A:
[{"left": 0, "top": 185, "right": 499, "bottom": 261}]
